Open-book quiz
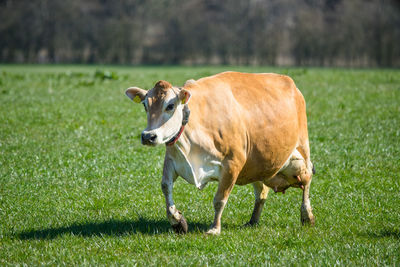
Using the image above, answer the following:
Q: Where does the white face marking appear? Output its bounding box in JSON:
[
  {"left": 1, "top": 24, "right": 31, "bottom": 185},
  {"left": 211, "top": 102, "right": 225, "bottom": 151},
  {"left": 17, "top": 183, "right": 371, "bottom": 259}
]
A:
[
  {"left": 154, "top": 105, "right": 183, "bottom": 143},
  {"left": 142, "top": 91, "right": 184, "bottom": 145}
]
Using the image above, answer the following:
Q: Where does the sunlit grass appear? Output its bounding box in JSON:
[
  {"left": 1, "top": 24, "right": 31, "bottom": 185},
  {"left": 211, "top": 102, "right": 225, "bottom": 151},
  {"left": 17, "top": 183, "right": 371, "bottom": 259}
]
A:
[{"left": 0, "top": 65, "right": 399, "bottom": 265}]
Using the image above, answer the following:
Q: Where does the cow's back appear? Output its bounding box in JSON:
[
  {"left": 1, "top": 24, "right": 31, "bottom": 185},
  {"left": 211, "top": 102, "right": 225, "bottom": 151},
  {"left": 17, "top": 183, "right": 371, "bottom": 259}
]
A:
[{"left": 184, "top": 71, "right": 307, "bottom": 185}]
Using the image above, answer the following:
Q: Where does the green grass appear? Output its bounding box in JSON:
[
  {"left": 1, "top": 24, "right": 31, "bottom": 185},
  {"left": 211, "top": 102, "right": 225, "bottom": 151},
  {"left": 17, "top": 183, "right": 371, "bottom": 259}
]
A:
[{"left": 1, "top": 64, "right": 399, "bottom": 265}]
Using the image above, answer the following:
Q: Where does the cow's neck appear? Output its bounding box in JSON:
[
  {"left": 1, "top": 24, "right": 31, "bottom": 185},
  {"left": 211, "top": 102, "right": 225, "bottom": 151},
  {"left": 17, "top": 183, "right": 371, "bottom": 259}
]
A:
[
  {"left": 166, "top": 104, "right": 190, "bottom": 146},
  {"left": 165, "top": 125, "right": 185, "bottom": 146}
]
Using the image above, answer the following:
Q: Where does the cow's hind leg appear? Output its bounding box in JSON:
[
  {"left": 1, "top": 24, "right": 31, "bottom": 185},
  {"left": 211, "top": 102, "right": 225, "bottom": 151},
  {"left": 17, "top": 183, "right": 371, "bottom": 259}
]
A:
[
  {"left": 281, "top": 147, "right": 315, "bottom": 225},
  {"left": 246, "top": 181, "right": 269, "bottom": 226},
  {"left": 301, "top": 172, "right": 315, "bottom": 225}
]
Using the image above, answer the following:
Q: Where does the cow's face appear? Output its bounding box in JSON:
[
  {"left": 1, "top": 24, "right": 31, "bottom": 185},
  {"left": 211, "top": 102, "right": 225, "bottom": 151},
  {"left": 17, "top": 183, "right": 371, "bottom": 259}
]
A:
[{"left": 125, "top": 80, "right": 191, "bottom": 146}]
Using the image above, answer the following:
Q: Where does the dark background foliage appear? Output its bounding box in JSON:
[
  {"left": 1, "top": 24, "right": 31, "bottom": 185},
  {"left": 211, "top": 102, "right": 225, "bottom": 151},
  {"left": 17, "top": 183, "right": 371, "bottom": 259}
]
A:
[{"left": 1, "top": 0, "right": 399, "bottom": 66}]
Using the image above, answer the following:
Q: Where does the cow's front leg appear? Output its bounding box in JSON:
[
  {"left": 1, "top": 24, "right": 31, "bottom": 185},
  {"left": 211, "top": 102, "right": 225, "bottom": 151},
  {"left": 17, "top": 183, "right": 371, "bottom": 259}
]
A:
[
  {"left": 206, "top": 167, "right": 240, "bottom": 235},
  {"left": 161, "top": 158, "right": 188, "bottom": 234}
]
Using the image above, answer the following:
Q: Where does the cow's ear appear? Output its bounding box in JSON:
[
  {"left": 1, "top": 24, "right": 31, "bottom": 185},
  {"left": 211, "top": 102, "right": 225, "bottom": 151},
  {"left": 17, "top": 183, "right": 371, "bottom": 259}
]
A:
[
  {"left": 179, "top": 89, "right": 191, "bottom": 104},
  {"left": 125, "top": 87, "right": 147, "bottom": 103}
]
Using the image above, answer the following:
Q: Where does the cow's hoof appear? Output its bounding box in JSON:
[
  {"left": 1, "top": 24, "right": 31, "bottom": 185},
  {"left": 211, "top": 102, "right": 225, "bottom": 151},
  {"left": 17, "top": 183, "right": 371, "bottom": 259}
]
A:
[
  {"left": 301, "top": 215, "right": 315, "bottom": 226},
  {"left": 205, "top": 227, "right": 220, "bottom": 235},
  {"left": 301, "top": 204, "right": 315, "bottom": 226},
  {"left": 171, "top": 216, "right": 188, "bottom": 234}
]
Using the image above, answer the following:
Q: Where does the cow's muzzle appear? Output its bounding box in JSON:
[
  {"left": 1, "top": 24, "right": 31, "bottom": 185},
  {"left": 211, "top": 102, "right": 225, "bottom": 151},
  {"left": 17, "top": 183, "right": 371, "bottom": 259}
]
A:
[{"left": 141, "top": 131, "right": 157, "bottom": 146}]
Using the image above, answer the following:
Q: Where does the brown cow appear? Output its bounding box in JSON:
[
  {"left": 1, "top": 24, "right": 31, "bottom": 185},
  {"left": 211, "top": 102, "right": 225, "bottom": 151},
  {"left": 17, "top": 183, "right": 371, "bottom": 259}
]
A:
[{"left": 125, "top": 71, "right": 315, "bottom": 235}]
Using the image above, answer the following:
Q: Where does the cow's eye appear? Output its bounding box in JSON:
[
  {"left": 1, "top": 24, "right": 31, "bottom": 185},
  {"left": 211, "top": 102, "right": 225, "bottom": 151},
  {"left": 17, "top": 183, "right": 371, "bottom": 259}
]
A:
[{"left": 166, "top": 103, "right": 175, "bottom": 111}]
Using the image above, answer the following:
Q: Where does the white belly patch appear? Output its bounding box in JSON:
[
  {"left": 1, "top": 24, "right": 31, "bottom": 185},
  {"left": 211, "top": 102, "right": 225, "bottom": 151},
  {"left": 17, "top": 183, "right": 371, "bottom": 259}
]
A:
[{"left": 170, "top": 145, "right": 222, "bottom": 190}]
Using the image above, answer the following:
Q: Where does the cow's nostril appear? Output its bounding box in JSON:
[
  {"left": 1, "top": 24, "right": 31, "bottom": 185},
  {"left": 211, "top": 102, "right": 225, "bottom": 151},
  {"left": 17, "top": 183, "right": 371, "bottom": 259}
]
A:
[
  {"left": 142, "top": 132, "right": 157, "bottom": 145},
  {"left": 149, "top": 134, "right": 157, "bottom": 142}
]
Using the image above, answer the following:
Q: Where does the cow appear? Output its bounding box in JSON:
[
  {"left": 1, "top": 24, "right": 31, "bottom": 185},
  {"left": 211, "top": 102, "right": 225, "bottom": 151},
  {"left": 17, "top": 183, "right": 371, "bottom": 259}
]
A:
[{"left": 125, "top": 71, "right": 315, "bottom": 235}]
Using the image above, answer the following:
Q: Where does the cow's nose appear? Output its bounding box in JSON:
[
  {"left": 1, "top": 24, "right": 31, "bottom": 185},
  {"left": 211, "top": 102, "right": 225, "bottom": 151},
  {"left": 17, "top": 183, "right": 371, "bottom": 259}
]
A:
[{"left": 141, "top": 132, "right": 157, "bottom": 145}]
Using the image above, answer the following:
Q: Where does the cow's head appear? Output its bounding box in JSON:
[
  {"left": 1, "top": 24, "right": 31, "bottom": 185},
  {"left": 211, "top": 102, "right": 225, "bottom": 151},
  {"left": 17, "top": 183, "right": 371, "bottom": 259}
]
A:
[{"left": 125, "top": 80, "right": 191, "bottom": 146}]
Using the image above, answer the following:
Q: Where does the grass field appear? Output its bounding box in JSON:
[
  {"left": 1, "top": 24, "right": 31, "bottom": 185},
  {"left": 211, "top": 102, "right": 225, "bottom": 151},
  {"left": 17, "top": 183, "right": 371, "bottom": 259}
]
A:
[{"left": 0, "top": 65, "right": 399, "bottom": 265}]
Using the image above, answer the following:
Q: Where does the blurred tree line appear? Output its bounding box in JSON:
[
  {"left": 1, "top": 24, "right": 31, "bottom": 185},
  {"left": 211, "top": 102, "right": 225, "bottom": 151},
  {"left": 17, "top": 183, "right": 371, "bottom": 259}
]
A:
[{"left": 1, "top": 0, "right": 399, "bottom": 67}]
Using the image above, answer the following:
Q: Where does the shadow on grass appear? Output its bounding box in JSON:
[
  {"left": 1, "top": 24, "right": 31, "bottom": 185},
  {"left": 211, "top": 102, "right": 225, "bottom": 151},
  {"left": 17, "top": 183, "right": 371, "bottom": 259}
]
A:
[
  {"left": 362, "top": 228, "right": 400, "bottom": 239},
  {"left": 17, "top": 217, "right": 209, "bottom": 240}
]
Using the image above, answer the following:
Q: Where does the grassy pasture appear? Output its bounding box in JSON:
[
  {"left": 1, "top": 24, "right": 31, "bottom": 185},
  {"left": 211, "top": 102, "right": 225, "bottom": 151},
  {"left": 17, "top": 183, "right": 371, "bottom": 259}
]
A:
[{"left": 0, "top": 65, "right": 399, "bottom": 265}]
